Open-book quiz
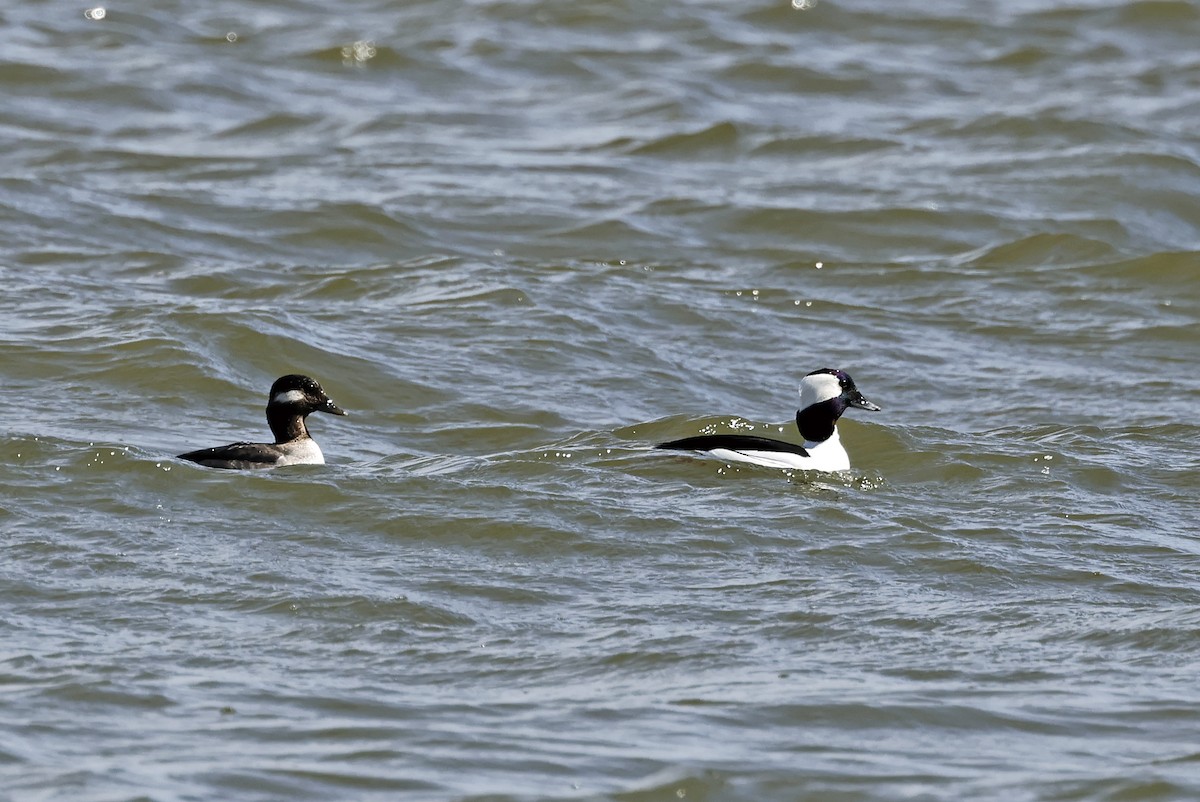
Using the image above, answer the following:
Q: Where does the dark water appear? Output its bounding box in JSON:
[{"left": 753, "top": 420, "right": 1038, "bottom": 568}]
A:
[{"left": 2, "top": 1, "right": 1199, "bottom": 800}]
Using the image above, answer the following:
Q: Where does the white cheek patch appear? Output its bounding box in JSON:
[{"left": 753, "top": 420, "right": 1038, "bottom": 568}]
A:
[
  {"left": 799, "top": 374, "right": 841, "bottom": 408},
  {"left": 272, "top": 389, "right": 307, "bottom": 405}
]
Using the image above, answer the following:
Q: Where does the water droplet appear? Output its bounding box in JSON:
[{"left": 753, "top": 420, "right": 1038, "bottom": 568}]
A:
[{"left": 226, "top": 32, "right": 238, "bottom": 43}]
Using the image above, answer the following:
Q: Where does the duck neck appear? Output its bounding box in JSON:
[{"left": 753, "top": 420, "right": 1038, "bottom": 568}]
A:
[
  {"left": 796, "top": 401, "right": 841, "bottom": 444},
  {"left": 267, "top": 408, "right": 310, "bottom": 444}
]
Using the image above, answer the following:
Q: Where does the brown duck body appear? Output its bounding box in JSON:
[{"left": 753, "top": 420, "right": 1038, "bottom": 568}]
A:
[{"left": 177, "top": 374, "right": 347, "bottom": 470}]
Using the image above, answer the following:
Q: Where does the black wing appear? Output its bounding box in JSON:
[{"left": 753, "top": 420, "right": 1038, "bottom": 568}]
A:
[
  {"left": 656, "top": 434, "right": 809, "bottom": 457},
  {"left": 177, "top": 442, "right": 280, "bottom": 470}
]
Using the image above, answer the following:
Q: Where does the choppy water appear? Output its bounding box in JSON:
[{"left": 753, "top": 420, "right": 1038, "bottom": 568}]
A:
[{"left": 3, "top": 1, "right": 1200, "bottom": 800}]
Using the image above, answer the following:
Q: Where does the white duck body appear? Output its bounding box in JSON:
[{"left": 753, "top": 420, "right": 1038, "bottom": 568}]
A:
[{"left": 656, "top": 368, "right": 880, "bottom": 472}]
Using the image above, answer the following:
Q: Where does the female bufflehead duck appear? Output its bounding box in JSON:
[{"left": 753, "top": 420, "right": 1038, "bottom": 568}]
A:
[
  {"left": 656, "top": 368, "right": 880, "bottom": 471},
  {"left": 177, "top": 374, "right": 347, "bottom": 470}
]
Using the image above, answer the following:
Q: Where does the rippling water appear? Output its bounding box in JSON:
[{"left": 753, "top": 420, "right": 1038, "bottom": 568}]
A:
[{"left": 3, "top": 1, "right": 1200, "bottom": 800}]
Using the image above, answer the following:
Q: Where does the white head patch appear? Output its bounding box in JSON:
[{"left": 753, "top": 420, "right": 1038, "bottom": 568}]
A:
[
  {"left": 271, "top": 389, "right": 307, "bottom": 405},
  {"left": 799, "top": 372, "right": 841, "bottom": 410}
]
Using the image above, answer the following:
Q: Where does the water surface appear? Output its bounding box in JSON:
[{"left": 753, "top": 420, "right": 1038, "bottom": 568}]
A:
[{"left": 2, "top": 1, "right": 1199, "bottom": 800}]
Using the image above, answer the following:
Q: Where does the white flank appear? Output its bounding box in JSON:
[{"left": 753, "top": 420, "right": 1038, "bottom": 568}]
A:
[
  {"left": 705, "top": 429, "right": 851, "bottom": 472},
  {"left": 799, "top": 430, "right": 851, "bottom": 472},
  {"left": 274, "top": 439, "right": 325, "bottom": 466},
  {"left": 709, "top": 448, "right": 811, "bottom": 470}
]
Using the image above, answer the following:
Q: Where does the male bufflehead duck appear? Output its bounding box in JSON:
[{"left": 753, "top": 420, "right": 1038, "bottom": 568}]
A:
[
  {"left": 177, "top": 374, "right": 347, "bottom": 470},
  {"left": 656, "top": 368, "right": 880, "bottom": 472}
]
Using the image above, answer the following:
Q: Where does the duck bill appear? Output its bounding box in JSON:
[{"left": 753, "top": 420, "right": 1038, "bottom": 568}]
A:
[
  {"left": 322, "top": 399, "right": 348, "bottom": 416},
  {"left": 848, "top": 391, "right": 881, "bottom": 412}
]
